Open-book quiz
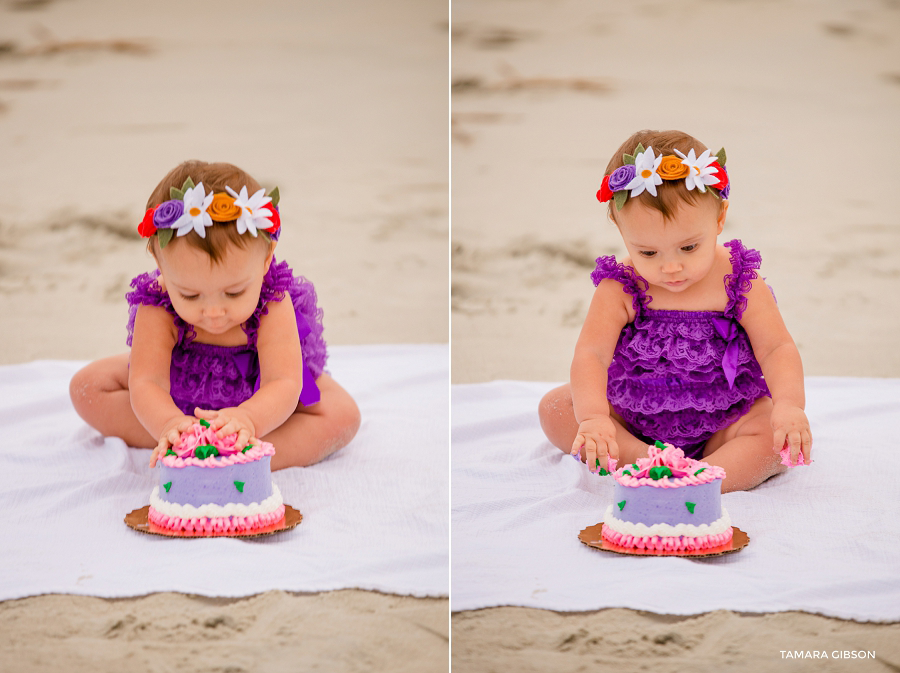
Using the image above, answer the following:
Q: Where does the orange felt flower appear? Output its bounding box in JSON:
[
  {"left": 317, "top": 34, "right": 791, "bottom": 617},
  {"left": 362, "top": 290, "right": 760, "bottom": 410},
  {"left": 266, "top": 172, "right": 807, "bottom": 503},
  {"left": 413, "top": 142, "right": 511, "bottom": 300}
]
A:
[
  {"left": 656, "top": 155, "right": 690, "bottom": 180},
  {"left": 207, "top": 192, "right": 242, "bottom": 222}
]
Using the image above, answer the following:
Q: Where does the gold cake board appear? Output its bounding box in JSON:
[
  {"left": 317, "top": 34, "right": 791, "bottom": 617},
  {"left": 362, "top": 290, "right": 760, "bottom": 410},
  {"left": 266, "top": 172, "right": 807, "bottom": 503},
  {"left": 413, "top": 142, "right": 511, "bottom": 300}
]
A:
[
  {"left": 579, "top": 523, "right": 749, "bottom": 558},
  {"left": 125, "top": 504, "right": 302, "bottom": 539}
]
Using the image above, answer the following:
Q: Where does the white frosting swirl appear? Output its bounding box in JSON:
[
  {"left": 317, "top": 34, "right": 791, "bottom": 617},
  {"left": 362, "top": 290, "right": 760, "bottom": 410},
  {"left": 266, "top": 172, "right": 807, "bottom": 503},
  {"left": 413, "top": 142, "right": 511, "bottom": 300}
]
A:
[
  {"left": 149, "top": 485, "right": 283, "bottom": 519},
  {"left": 603, "top": 504, "right": 732, "bottom": 537}
]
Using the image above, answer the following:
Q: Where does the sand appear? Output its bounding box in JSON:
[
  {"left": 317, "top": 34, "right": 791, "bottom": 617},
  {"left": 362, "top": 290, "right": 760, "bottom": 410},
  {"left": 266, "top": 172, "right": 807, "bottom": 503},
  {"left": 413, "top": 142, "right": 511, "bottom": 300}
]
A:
[
  {"left": 451, "top": 0, "right": 900, "bottom": 669},
  {"left": 0, "top": 0, "right": 448, "bottom": 671}
]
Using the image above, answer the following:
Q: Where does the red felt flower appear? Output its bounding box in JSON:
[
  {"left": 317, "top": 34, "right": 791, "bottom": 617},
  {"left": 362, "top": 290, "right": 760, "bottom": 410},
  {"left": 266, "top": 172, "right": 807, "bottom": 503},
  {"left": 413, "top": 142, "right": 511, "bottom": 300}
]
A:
[
  {"left": 138, "top": 207, "right": 157, "bottom": 238},
  {"left": 710, "top": 161, "right": 729, "bottom": 191},
  {"left": 597, "top": 174, "right": 613, "bottom": 203},
  {"left": 262, "top": 204, "right": 281, "bottom": 234}
]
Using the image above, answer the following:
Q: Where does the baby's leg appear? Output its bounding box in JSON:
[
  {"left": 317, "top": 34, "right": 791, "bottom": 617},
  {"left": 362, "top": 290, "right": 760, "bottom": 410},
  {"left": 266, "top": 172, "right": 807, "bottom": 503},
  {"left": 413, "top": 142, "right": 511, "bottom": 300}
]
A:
[
  {"left": 265, "top": 374, "right": 361, "bottom": 470},
  {"left": 538, "top": 384, "right": 649, "bottom": 467},
  {"left": 69, "top": 354, "right": 156, "bottom": 448},
  {"left": 702, "top": 396, "right": 787, "bottom": 493}
]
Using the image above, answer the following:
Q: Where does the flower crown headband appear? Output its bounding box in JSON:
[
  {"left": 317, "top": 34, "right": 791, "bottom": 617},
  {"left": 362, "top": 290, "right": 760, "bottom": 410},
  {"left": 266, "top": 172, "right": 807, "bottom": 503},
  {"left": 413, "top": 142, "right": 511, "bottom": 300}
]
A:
[
  {"left": 597, "top": 144, "right": 730, "bottom": 211},
  {"left": 137, "top": 177, "right": 281, "bottom": 248}
]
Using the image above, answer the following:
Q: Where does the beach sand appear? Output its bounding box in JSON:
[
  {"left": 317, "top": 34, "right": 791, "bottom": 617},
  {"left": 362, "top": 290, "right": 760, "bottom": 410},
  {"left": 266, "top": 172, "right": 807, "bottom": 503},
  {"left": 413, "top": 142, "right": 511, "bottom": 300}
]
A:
[
  {"left": 451, "top": 0, "right": 900, "bottom": 669},
  {"left": 0, "top": 0, "right": 448, "bottom": 671}
]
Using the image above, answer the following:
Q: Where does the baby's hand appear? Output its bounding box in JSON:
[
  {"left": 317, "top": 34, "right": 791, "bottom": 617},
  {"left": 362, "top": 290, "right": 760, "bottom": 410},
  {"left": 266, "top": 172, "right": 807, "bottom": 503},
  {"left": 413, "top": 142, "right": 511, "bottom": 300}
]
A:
[
  {"left": 771, "top": 401, "right": 812, "bottom": 467},
  {"left": 194, "top": 407, "right": 258, "bottom": 450},
  {"left": 571, "top": 416, "right": 619, "bottom": 474},
  {"left": 149, "top": 414, "right": 197, "bottom": 467}
]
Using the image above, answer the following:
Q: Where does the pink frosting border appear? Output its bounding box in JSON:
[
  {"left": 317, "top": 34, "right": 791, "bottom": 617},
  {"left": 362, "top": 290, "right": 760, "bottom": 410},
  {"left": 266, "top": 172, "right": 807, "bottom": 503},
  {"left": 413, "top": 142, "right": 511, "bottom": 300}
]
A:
[
  {"left": 601, "top": 525, "right": 733, "bottom": 552},
  {"left": 613, "top": 443, "right": 725, "bottom": 488},
  {"left": 148, "top": 505, "right": 285, "bottom": 533}
]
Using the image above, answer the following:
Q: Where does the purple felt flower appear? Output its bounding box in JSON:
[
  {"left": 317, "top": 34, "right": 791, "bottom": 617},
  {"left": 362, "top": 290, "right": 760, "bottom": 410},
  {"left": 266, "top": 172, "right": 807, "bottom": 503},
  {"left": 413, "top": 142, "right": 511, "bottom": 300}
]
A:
[
  {"left": 608, "top": 165, "right": 636, "bottom": 192},
  {"left": 153, "top": 199, "right": 185, "bottom": 229},
  {"left": 720, "top": 181, "right": 730, "bottom": 199}
]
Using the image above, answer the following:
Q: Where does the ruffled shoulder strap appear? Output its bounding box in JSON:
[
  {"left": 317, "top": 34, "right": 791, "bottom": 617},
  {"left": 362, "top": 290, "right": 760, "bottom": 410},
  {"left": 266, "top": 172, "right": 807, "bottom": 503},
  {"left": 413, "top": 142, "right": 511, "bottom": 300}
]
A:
[
  {"left": 241, "top": 258, "right": 302, "bottom": 348},
  {"left": 125, "top": 270, "right": 195, "bottom": 347},
  {"left": 723, "top": 239, "right": 762, "bottom": 321},
  {"left": 590, "top": 255, "right": 650, "bottom": 314}
]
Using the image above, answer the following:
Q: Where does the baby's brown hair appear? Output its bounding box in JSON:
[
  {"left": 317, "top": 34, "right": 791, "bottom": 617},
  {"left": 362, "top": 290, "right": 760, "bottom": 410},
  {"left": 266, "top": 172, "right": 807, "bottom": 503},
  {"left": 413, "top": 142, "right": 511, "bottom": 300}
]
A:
[
  {"left": 605, "top": 130, "right": 725, "bottom": 223},
  {"left": 147, "top": 160, "right": 273, "bottom": 264}
]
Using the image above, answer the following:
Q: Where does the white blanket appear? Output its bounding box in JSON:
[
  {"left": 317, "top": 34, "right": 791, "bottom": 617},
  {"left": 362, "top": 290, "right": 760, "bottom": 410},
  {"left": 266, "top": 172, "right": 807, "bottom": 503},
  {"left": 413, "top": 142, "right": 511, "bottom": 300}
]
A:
[
  {"left": 451, "top": 378, "right": 900, "bottom": 622},
  {"left": 0, "top": 345, "right": 448, "bottom": 600}
]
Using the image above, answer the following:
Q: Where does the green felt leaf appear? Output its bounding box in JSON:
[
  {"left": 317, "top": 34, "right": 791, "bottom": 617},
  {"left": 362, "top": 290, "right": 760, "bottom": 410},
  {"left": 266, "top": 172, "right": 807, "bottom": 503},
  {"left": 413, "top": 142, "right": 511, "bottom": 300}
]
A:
[
  {"left": 648, "top": 466, "right": 673, "bottom": 480},
  {"left": 169, "top": 187, "right": 184, "bottom": 201},
  {"left": 614, "top": 190, "right": 628, "bottom": 211},
  {"left": 268, "top": 186, "right": 280, "bottom": 208},
  {"left": 617, "top": 500, "right": 626, "bottom": 511},
  {"left": 163, "top": 481, "right": 172, "bottom": 493},
  {"left": 716, "top": 147, "right": 727, "bottom": 165},
  {"left": 685, "top": 501, "right": 696, "bottom": 514},
  {"left": 181, "top": 176, "right": 195, "bottom": 191},
  {"left": 694, "top": 467, "right": 706, "bottom": 476},
  {"left": 157, "top": 228, "right": 174, "bottom": 248},
  {"left": 634, "top": 143, "right": 645, "bottom": 155},
  {"left": 623, "top": 153, "right": 635, "bottom": 166},
  {"left": 234, "top": 481, "right": 245, "bottom": 493}
]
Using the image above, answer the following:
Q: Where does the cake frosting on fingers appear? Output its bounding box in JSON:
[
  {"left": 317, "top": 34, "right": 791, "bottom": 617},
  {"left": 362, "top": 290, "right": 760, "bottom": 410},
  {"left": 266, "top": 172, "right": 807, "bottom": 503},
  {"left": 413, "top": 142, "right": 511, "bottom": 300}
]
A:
[
  {"left": 148, "top": 422, "right": 285, "bottom": 534},
  {"left": 602, "top": 441, "right": 732, "bottom": 552}
]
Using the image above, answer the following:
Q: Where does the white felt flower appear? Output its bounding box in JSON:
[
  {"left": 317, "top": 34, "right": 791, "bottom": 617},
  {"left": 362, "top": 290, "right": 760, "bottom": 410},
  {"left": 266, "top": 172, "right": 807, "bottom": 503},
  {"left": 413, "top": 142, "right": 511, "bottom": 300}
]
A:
[
  {"left": 173, "top": 183, "right": 214, "bottom": 238},
  {"left": 225, "top": 186, "right": 273, "bottom": 237},
  {"left": 624, "top": 146, "right": 663, "bottom": 197},
  {"left": 674, "top": 148, "right": 719, "bottom": 192}
]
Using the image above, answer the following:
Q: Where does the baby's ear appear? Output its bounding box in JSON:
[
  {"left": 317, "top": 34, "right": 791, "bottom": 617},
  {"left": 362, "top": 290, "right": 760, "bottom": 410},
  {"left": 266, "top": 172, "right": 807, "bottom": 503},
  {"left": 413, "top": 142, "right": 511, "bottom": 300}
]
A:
[
  {"left": 263, "top": 241, "right": 277, "bottom": 272},
  {"left": 716, "top": 200, "right": 729, "bottom": 234}
]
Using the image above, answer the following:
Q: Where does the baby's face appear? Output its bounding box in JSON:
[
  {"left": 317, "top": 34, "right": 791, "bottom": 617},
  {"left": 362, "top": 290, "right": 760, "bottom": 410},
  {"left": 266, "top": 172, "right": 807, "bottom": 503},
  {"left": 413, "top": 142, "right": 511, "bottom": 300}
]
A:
[
  {"left": 615, "top": 197, "right": 726, "bottom": 294},
  {"left": 155, "top": 240, "right": 273, "bottom": 340}
]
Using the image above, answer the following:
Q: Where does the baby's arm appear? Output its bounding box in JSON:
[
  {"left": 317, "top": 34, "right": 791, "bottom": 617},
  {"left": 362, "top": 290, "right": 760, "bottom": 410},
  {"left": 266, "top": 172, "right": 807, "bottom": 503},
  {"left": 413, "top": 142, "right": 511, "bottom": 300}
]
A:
[
  {"left": 197, "top": 298, "right": 303, "bottom": 447},
  {"left": 129, "top": 304, "right": 197, "bottom": 466},
  {"left": 739, "top": 276, "right": 812, "bottom": 464},
  {"left": 570, "top": 280, "right": 632, "bottom": 472}
]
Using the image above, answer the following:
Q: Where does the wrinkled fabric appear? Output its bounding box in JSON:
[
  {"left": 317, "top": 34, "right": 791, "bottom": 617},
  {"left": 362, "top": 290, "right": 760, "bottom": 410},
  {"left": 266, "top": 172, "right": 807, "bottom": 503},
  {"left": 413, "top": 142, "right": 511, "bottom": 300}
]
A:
[
  {"left": 590, "top": 239, "right": 769, "bottom": 457},
  {"left": 126, "top": 258, "right": 326, "bottom": 412}
]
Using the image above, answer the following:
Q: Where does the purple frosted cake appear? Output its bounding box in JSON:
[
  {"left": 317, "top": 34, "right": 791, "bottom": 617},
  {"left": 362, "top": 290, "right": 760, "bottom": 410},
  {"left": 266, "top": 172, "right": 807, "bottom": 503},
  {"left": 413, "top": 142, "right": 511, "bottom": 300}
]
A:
[
  {"left": 148, "top": 422, "right": 284, "bottom": 534},
  {"left": 601, "top": 442, "right": 733, "bottom": 551}
]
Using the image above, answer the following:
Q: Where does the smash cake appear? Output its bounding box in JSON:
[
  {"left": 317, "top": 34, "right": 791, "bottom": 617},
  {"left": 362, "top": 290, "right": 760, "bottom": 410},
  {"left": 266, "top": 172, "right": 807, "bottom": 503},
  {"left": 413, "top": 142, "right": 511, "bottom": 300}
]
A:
[
  {"left": 147, "top": 421, "right": 285, "bottom": 534},
  {"left": 601, "top": 441, "right": 733, "bottom": 552}
]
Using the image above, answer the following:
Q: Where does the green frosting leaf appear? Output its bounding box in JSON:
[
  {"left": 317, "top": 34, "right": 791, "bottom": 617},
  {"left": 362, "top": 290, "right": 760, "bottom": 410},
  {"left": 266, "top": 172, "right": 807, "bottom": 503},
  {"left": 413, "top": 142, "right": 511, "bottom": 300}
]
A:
[
  {"left": 268, "top": 186, "right": 280, "bottom": 208},
  {"left": 169, "top": 187, "right": 184, "bottom": 201},
  {"left": 716, "top": 147, "right": 727, "bottom": 165},
  {"left": 165, "top": 449, "right": 176, "bottom": 457},
  {"left": 157, "top": 228, "right": 174, "bottom": 249},
  {"left": 614, "top": 190, "right": 628, "bottom": 211},
  {"left": 648, "top": 466, "right": 673, "bottom": 480},
  {"left": 199, "top": 419, "right": 210, "bottom": 428},
  {"left": 622, "top": 470, "right": 631, "bottom": 477},
  {"left": 685, "top": 501, "right": 696, "bottom": 514},
  {"left": 599, "top": 468, "right": 608, "bottom": 476},
  {"left": 694, "top": 467, "right": 706, "bottom": 476},
  {"left": 194, "top": 444, "right": 220, "bottom": 460},
  {"left": 234, "top": 481, "right": 245, "bottom": 493},
  {"left": 242, "top": 445, "right": 252, "bottom": 454},
  {"left": 617, "top": 500, "right": 626, "bottom": 511},
  {"left": 181, "top": 176, "right": 195, "bottom": 191},
  {"left": 654, "top": 440, "right": 666, "bottom": 449},
  {"left": 163, "top": 482, "right": 172, "bottom": 493}
]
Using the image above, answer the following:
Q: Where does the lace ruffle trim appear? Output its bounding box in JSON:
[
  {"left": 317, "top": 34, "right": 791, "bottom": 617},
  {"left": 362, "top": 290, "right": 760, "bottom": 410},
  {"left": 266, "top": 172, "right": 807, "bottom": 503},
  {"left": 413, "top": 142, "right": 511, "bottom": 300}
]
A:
[
  {"left": 591, "top": 256, "right": 650, "bottom": 314},
  {"left": 723, "top": 239, "right": 761, "bottom": 321}
]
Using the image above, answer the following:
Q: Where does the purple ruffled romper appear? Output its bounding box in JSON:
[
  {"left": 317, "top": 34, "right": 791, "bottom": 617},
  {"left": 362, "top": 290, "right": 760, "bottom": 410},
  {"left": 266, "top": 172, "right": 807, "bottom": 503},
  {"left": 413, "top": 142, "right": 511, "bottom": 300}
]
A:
[
  {"left": 126, "top": 259, "right": 327, "bottom": 415},
  {"left": 590, "top": 239, "right": 770, "bottom": 459}
]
